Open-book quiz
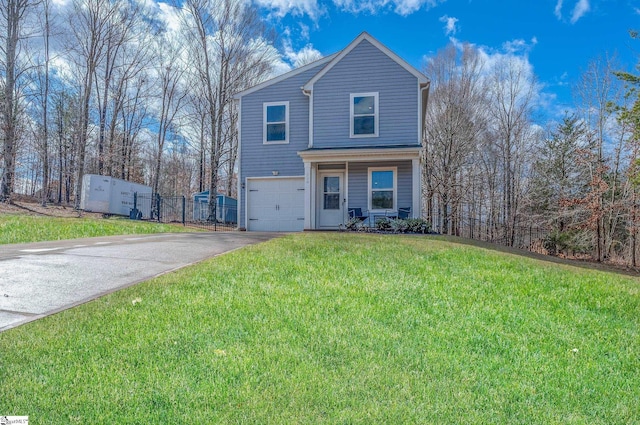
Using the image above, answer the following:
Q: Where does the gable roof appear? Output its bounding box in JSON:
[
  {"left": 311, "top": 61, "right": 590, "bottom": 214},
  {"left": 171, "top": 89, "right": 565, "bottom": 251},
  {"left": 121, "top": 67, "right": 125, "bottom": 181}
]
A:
[
  {"left": 302, "top": 31, "right": 429, "bottom": 92},
  {"left": 233, "top": 53, "right": 338, "bottom": 100}
]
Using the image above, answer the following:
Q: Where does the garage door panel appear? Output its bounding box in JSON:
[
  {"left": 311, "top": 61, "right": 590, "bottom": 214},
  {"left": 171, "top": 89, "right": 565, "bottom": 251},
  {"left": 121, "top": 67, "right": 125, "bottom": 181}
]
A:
[{"left": 247, "top": 177, "right": 304, "bottom": 232}]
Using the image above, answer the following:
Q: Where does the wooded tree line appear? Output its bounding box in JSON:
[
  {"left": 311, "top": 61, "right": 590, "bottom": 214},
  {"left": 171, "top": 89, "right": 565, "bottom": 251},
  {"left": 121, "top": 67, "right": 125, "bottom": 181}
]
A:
[
  {"left": 2, "top": 0, "right": 640, "bottom": 265},
  {"left": 0, "top": 0, "right": 276, "bottom": 217},
  {"left": 423, "top": 36, "right": 640, "bottom": 266}
]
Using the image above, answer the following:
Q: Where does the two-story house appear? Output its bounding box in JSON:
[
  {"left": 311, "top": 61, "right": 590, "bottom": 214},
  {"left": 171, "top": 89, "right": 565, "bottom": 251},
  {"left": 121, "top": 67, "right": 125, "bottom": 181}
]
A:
[{"left": 234, "top": 32, "right": 429, "bottom": 231}]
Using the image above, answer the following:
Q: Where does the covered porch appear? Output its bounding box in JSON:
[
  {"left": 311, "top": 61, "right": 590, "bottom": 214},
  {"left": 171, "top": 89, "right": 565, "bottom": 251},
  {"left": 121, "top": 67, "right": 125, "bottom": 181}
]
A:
[{"left": 297, "top": 146, "right": 423, "bottom": 230}]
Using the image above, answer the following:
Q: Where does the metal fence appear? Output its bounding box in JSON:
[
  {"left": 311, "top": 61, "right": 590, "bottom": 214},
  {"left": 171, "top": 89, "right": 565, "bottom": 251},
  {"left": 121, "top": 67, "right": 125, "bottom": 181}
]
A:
[
  {"left": 432, "top": 217, "right": 550, "bottom": 253},
  {"left": 132, "top": 193, "right": 237, "bottom": 231}
]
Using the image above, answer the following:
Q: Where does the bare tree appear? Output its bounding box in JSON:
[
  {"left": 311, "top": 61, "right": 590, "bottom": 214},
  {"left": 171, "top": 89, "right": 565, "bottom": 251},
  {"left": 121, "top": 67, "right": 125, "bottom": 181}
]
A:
[
  {"left": 423, "top": 42, "right": 487, "bottom": 235},
  {"left": 574, "top": 54, "right": 623, "bottom": 261},
  {"left": 151, "top": 36, "right": 186, "bottom": 195},
  {"left": 487, "top": 55, "right": 537, "bottom": 246},
  {"left": 181, "top": 0, "right": 275, "bottom": 219},
  {"left": 0, "top": 0, "right": 38, "bottom": 202},
  {"left": 67, "top": 0, "right": 117, "bottom": 207}
]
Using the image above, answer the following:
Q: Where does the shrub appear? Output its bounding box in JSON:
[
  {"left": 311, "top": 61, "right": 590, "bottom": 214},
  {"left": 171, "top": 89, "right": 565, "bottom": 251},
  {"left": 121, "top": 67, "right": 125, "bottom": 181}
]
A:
[
  {"left": 391, "top": 218, "right": 409, "bottom": 233},
  {"left": 345, "top": 217, "right": 365, "bottom": 231},
  {"left": 543, "top": 230, "right": 590, "bottom": 256},
  {"left": 404, "top": 218, "right": 430, "bottom": 234},
  {"left": 375, "top": 217, "right": 392, "bottom": 231}
]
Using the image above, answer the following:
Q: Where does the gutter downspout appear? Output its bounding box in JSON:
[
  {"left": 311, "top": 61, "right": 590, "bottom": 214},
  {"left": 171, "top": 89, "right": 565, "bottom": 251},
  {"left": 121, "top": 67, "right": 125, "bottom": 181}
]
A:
[
  {"left": 418, "top": 81, "right": 431, "bottom": 220},
  {"left": 302, "top": 87, "right": 312, "bottom": 149}
]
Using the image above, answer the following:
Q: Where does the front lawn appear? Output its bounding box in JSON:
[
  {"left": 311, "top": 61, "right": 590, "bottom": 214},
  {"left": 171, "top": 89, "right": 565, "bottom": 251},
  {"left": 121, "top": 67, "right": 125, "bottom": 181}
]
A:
[
  {"left": 1, "top": 233, "right": 638, "bottom": 423},
  {"left": 0, "top": 214, "right": 197, "bottom": 244}
]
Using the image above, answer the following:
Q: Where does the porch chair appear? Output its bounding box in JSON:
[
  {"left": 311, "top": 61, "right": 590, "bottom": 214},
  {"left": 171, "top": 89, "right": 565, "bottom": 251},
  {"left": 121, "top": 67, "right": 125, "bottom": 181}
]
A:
[
  {"left": 398, "top": 207, "right": 411, "bottom": 220},
  {"left": 348, "top": 208, "right": 368, "bottom": 222}
]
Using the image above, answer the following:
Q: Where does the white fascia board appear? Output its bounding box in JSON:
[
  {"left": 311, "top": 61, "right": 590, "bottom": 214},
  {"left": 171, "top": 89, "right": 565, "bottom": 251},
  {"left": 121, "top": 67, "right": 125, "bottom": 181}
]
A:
[
  {"left": 297, "top": 146, "right": 423, "bottom": 163},
  {"left": 233, "top": 54, "right": 338, "bottom": 100},
  {"left": 237, "top": 97, "right": 243, "bottom": 229},
  {"left": 303, "top": 32, "right": 429, "bottom": 92}
]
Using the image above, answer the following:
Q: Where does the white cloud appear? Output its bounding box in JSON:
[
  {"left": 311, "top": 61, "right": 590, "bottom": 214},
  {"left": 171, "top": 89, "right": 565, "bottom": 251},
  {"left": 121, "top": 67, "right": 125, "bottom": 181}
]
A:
[
  {"left": 554, "top": 0, "right": 563, "bottom": 19},
  {"left": 51, "top": 0, "right": 71, "bottom": 8},
  {"left": 254, "top": 0, "right": 446, "bottom": 18},
  {"left": 254, "top": 0, "right": 323, "bottom": 19},
  {"left": 502, "top": 37, "right": 537, "bottom": 54},
  {"left": 439, "top": 15, "right": 458, "bottom": 36},
  {"left": 299, "top": 23, "right": 311, "bottom": 40},
  {"left": 555, "top": 0, "right": 590, "bottom": 23},
  {"left": 332, "top": 0, "right": 443, "bottom": 16},
  {"left": 444, "top": 37, "right": 549, "bottom": 117},
  {"left": 281, "top": 36, "right": 323, "bottom": 68},
  {"left": 394, "top": 0, "right": 440, "bottom": 16},
  {"left": 269, "top": 38, "right": 324, "bottom": 77},
  {"left": 287, "top": 44, "right": 323, "bottom": 67},
  {"left": 157, "top": 2, "right": 181, "bottom": 34},
  {"left": 570, "top": 0, "right": 590, "bottom": 23}
]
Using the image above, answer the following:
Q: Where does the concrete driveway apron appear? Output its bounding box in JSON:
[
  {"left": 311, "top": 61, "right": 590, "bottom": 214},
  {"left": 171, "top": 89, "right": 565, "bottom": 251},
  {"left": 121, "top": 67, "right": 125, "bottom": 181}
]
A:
[{"left": 0, "top": 232, "right": 278, "bottom": 332}]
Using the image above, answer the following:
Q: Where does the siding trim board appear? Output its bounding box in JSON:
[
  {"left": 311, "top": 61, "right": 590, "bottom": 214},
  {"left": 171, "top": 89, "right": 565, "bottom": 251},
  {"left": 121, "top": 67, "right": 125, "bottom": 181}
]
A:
[{"left": 298, "top": 146, "right": 422, "bottom": 163}]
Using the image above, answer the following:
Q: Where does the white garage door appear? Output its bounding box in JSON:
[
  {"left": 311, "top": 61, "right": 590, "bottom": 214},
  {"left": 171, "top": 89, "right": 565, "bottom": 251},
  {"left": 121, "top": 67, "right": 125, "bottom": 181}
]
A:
[{"left": 247, "top": 177, "right": 305, "bottom": 231}]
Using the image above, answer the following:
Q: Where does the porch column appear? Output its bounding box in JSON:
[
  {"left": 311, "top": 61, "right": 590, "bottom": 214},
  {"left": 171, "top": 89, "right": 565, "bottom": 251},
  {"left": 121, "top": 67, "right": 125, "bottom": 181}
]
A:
[
  {"left": 412, "top": 158, "right": 421, "bottom": 218},
  {"left": 304, "top": 161, "right": 312, "bottom": 230}
]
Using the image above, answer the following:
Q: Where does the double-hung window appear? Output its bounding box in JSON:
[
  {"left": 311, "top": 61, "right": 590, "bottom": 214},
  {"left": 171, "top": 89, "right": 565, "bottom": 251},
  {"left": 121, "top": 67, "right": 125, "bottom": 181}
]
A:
[
  {"left": 264, "top": 101, "right": 289, "bottom": 144},
  {"left": 368, "top": 167, "right": 397, "bottom": 211},
  {"left": 350, "top": 92, "right": 378, "bottom": 137}
]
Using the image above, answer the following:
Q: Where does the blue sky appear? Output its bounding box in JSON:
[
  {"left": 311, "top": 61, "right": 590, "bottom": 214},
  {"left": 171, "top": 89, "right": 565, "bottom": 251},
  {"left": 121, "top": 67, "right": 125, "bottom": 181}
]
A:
[{"left": 255, "top": 0, "right": 640, "bottom": 121}]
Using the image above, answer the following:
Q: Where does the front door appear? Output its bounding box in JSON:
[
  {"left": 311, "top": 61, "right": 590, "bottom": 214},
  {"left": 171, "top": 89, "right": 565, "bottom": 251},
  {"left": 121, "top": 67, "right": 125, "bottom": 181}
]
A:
[{"left": 318, "top": 172, "right": 344, "bottom": 228}]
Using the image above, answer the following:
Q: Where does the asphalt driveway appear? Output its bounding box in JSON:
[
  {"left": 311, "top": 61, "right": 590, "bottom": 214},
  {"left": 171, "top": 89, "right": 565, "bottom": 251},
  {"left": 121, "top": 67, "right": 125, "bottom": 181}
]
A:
[{"left": 0, "top": 232, "right": 278, "bottom": 332}]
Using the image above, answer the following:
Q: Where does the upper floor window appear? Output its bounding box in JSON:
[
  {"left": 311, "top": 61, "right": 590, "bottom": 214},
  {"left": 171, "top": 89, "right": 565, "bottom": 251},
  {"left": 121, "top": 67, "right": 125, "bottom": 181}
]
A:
[
  {"left": 350, "top": 92, "right": 378, "bottom": 138},
  {"left": 264, "top": 101, "right": 289, "bottom": 144}
]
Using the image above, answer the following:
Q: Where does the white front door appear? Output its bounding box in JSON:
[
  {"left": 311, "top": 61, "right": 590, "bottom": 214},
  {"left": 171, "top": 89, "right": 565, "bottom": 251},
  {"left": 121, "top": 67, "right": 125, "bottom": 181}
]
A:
[{"left": 317, "top": 172, "right": 345, "bottom": 229}]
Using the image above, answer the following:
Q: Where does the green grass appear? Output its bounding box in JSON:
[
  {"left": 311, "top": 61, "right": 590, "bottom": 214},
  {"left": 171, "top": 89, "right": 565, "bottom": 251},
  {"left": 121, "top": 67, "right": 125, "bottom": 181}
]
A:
[
  {"left": 1, "top": 233, "right": 639, "bottom": 423},
  {"left": 0, "top": 214, "right": 197, "bottom": 244}
]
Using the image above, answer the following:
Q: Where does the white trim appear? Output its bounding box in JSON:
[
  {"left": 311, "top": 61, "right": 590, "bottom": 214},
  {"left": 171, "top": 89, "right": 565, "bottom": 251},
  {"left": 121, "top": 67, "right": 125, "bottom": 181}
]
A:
[
  {"left": 246, "top": 175, "right": 304, "bottom": 181},
  {"left": 304, "top": 162, "right": 311, "bottom": 229},
  {"left": 234, "top": 54, "right": 337, "bottom": 99},
  {"left": 310, "top": 164, "right": 317, "bottom": 229},
  {"left": 303, "top": 32, "right": 428, "bottom": 92},
  {"left": 344, "top": 162, "right": 349, "bottom": 223},
  {"left": 298, "top": 146, "right": 422, "bottom": 163},
  {"left": 417, "top": 82, "right": 421, "bottom": 145},
  {"left": 350, "top": 92, "right": 379, "bottom": 138},
  {"left": 237, "top": 98, "right": 243, "bottom": 229},
  {"left": 263, "top": 101, "right": 289, "bottom": 145},
  {"left": 309, "top": 90, "right": 314, "bottom": 148},
  {"left": 368, "top": 166, "right": 398, "bottom": 213},
  {"left": 243, "top": 177, "right": 248, "bottom": 230},
  {"left": 317, "top": 171, "right": 345, "bottom": 229},
  {"left": 412, "top": 158, "right": 420, "bottom": 219}
]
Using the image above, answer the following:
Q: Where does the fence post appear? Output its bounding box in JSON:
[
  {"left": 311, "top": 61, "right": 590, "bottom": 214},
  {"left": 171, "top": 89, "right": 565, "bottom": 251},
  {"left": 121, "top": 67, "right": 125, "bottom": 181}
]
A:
[
  {"left": 182, "top": 196, "right": 186, "bottom": 226},
  {"left": 156, "top": 193, "right": 161, "bottom": 223}
]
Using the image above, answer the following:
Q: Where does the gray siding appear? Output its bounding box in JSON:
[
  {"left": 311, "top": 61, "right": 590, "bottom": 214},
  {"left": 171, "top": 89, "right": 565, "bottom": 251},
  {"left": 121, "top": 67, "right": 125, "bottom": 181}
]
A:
[
  {"left": 313, "top": 40, "right": 419, "bottom": 148},
  {"left": 239, "top": 63, "right": 325, "bottom": 226},
  {"left": 347, "top": 160, "right": 413, "bottom": 213}
]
